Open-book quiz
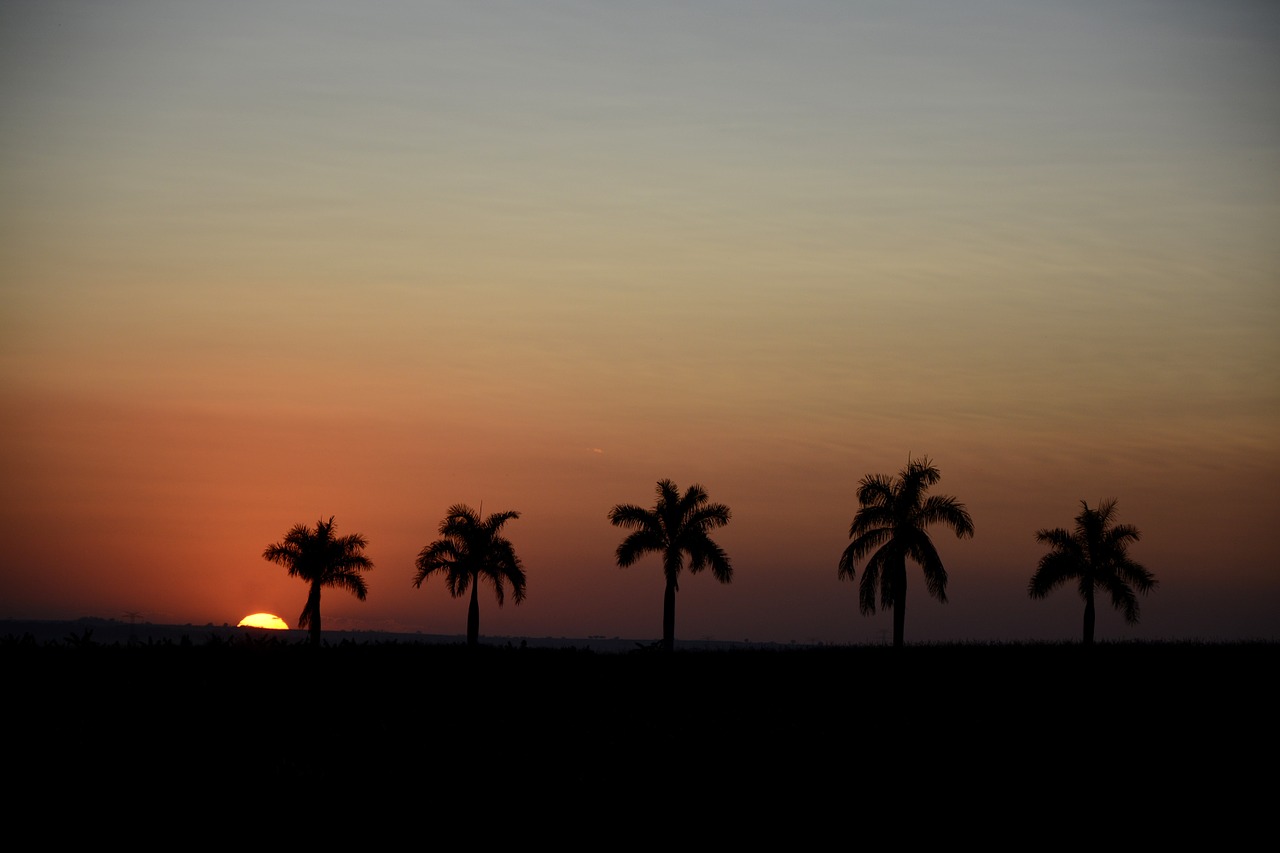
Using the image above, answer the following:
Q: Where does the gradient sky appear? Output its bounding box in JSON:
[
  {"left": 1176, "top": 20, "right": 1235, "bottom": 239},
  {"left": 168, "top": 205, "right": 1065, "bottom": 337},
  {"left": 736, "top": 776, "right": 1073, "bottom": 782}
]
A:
[{"left": 2, "top": 0, "right": 1277, "bottom": 644}]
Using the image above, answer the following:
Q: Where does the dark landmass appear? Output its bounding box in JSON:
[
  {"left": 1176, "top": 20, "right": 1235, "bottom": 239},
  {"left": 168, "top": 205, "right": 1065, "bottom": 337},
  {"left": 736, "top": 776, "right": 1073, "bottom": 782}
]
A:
[
  {"left": 4, "top": 618, "right": 1273, "bottom": 839},
  {"left": 0, "top": 616, "right": 731, "bottom": 652}
]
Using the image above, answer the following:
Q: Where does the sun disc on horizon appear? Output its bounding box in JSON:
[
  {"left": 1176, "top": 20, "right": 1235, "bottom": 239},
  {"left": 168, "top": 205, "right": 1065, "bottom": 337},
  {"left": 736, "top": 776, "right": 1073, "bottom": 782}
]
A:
[{"left": 238, "top": 612, "right": 289, "bottom": 630}]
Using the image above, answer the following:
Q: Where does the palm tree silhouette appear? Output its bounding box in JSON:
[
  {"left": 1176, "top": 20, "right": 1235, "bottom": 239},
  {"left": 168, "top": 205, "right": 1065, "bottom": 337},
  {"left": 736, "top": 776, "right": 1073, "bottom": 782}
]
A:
[
  {"left": 838, "top": 456, "right": 974, "bottom": 647},
  {"left": 262, "top": 516, "right": 373, "bottom": 647},
  {"left": 413, "top": 504, "right": 526, "bottom": 647},
  {"left": 1029, "top": 498, "right": 1157, "bottom": 645},
  {"left": 608, "top": 479, "right": 733, "bottom": 652}
]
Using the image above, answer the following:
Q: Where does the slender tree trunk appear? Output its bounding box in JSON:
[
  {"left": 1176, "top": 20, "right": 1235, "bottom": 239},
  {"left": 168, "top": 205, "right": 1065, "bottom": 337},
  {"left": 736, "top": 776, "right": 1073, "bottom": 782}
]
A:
[
  {"left": 467, "top": 577, "right": 480, "bottom": 647},
  {"left": 305, "top": 582, "right": 323, "bottom": 647},
  {"left": 662, "top": 570, "right": 677, "bottom": 652},
  {"left": 893, "top": 590, "right": 906, "bottom": 648},
  {"left": 1082, "top": 583, "right": 1096, "bottom": 646},
  {"left": 892, "top": 559, "right": 907, "bottom": 648}
]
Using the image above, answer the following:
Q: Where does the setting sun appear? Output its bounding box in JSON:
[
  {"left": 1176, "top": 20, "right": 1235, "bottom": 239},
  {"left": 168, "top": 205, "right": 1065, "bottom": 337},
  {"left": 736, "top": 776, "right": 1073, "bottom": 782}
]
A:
[{"left": 237, "top": 613, "right": 288, "bottom": 630}]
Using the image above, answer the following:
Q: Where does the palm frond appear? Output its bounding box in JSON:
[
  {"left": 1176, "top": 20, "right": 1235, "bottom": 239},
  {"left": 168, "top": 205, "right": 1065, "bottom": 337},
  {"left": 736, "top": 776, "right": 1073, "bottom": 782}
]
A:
[
  {"left": 484, "top": 538, "right": 526, "bottom": 607},
  {"left": 484, "top": 509, "right": 521, "bottom": 531},
  {"left": 686, "top": 502, "right": 732, "bottom": 531},
  {"left": 837, "top": 544, "right": 858, "bottom": 581},
  {"left": 685, "top": 536, "right": 733, "bottom": 583},
  {"left": 328, "top": 571, "right": 369, "bottom": 601},
  {"left": 910, "top": 534, "right": 949, "bottom": 602},
  {"left": 848, "top": 504, "right": 894, "bottom": 537},
  {"left": 1034, "top": 527, "right": 1075, "bottom": 550},
  {"left": 917, "top": 494, "right": 974, "bottom": 539},
  {"left": 608, "top": 504, "right": 658, "bottom": 531},
  {"left": 446, "top": 570, "right": 470, "bottom": 599},
  {"left": 1028, "top": 548, "right": 1079, "bottom": 598},
  {"left": 413, "top": 540, "right": 459, "bottom": 586},
  {"left": 843, "top": 527, "right": 892, "bottom": 563},
  {"left": 1115, "top": 555, "right": 1157, "bottom": 594},
  {"left": 1099, "top": 572, "right": 1142, "bottom": 624},
  {"left": 858, "top": 549, "right": 883, "bottom": 615},
  {"left": 616, "top": 529, "right": 665, "bottom": 567},
  {"left": 855, "top": 474, "right": 895, "bottom": 510}
]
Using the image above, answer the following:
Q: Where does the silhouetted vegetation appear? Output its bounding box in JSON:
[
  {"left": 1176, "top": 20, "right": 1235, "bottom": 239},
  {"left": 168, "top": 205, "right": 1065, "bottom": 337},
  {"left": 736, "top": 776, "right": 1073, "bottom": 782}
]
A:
[
  {"left": 1030, "top": 498, "right": 1157, "bottom": 644},
  {"left": 413, "top": 503, "right": 526, "bottom": 646},
  {"left": 838, "top": 456, "right": 974, "bottom": 646},
  {"left": 609, "top": 478, "right": 733, "bottom": 651},
  {"left": 262, "top": 516, "right": 374, "bottom": 647}
]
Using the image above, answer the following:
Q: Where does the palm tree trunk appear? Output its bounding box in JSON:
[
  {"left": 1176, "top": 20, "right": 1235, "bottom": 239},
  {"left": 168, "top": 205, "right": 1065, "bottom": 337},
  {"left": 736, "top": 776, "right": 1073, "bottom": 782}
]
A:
[
  {"left": 662, "top": 571, "right": 677, "bottom": 652},
  {"left": 1082, "top": 583, "right": 1096, "bottom": 646},
  {"left": 306, "top": 582, "right": 322, "bottom": 647},
  {"left": 892, "top": 559, "right": 907, "bottom": 648},
  {"left": 893, "top": 592, "right": 906, "bottom": 648},
  {"left": 467, "top": 577, "right": 480, "bottom": 647}
]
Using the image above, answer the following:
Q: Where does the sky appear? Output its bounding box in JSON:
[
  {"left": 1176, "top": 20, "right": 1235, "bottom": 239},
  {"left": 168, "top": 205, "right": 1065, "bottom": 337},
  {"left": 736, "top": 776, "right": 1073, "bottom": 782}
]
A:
[{"left": 2, "top": 0, "right": 1277, "bottom": 645}]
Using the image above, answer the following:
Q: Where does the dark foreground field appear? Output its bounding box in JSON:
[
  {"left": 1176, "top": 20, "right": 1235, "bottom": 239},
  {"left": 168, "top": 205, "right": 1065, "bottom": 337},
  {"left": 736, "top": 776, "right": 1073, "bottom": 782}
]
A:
[{"left": 4, "top": 628, "right": 1273, "bottom": 841}]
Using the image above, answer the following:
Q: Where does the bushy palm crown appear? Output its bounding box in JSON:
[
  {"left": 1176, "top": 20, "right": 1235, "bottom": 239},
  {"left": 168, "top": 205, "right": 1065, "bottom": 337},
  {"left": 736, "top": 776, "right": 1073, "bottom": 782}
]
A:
[
  {"left": 838, "top": 457, "right": 974, "bottom": 616},
  {"left": 1029, "top": 499, "right": 1156, "bottom": 637},
  {"left": 414, "top": 504, "right": 526, "bottom": 611},
  {"left": 262, "top": 516, "right": 373, "bottom": 641},
  {"left": 609, "top": 479, "right": 733, "bottom": 652},
  {"left": 609, "top": 479, "right": 732, "bottom": 587}
]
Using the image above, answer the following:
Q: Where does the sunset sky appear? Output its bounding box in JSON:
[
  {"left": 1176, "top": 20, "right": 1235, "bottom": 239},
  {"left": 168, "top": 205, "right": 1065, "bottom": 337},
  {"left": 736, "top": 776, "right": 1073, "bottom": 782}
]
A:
[{"left": 2, "top": 0, "right": 1276, "bottom": 644}]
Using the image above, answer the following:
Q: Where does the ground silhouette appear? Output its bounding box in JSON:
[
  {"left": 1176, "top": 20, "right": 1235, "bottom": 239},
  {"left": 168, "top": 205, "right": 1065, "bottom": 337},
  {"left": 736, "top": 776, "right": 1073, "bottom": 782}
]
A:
[{"left": 3, "top": 628, "right": 1272, "bottom": 842}]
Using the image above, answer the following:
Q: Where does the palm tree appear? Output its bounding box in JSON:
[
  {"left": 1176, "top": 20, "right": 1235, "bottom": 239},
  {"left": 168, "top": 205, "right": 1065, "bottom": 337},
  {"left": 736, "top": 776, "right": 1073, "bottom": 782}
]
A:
[
  {"left": 1029, "top": 499, "right": 1157, "bottom": 645},
  {"left": 413, "top": 504, "right": 526, "bottom": 647},
  {"left": 608, "top": 479, "right": 733, "bottom": 652},
  {"left": 838, "top": 456, "right": 974, "bottom": 647},
  {"left": 262, "top": 516, "right": 374, "bottom": 647}
]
